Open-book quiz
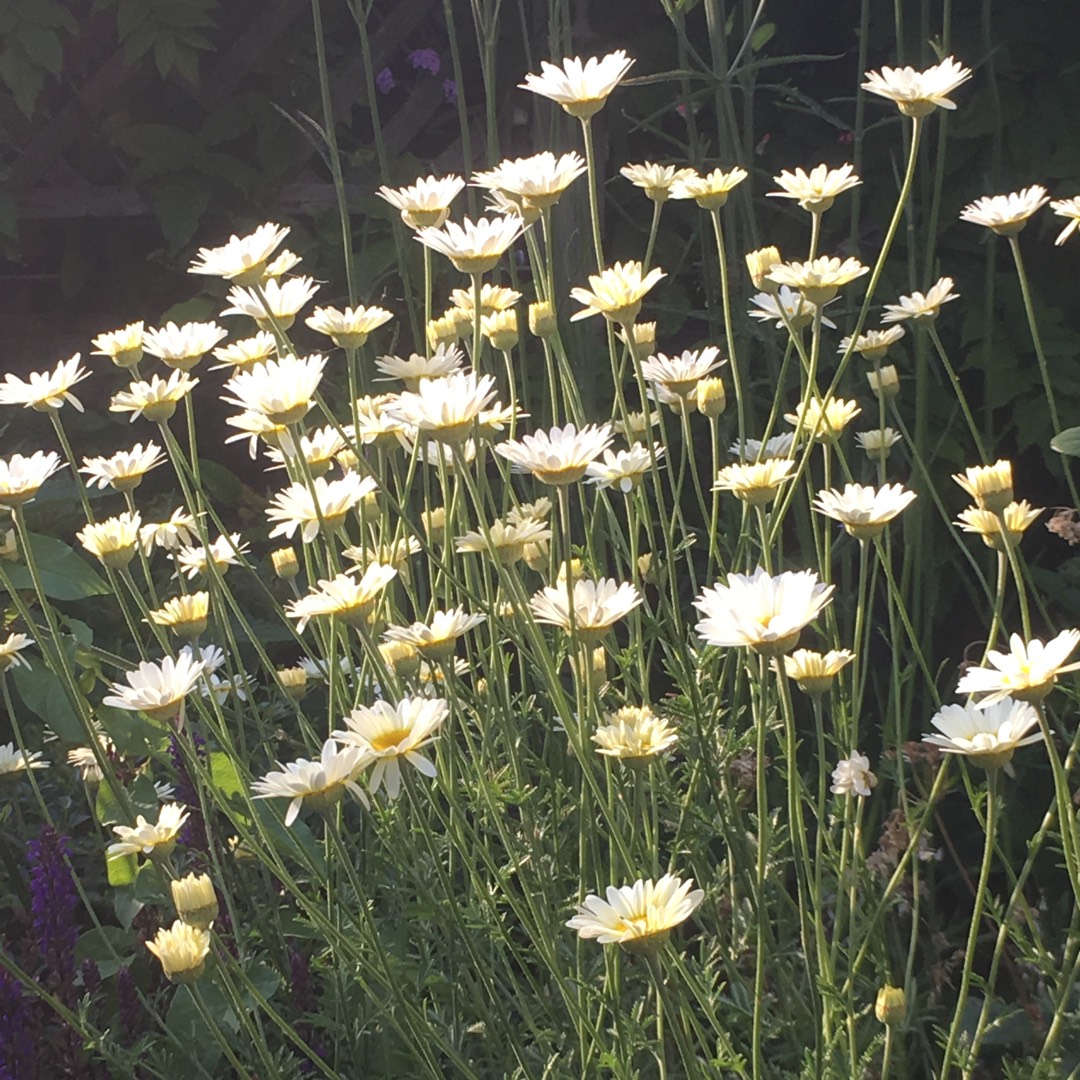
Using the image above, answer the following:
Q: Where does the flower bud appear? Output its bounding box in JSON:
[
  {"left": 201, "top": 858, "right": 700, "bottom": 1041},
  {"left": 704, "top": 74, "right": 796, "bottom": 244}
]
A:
[
  {"left": 171, "top": 872, "right": 219, "bottom": 930},
  {"left": 866, "top": 364, "right": 899, "bottom": 400},
  {"left": 146, "top": 920, "right": 210, "bottom": 984},
  {"left": 746, "top": 246, "right": 782, "bottom": 292},
  {"left": 528, "top": 301, "right": 556, "bottom": 339},
  {"left": 875, "top": 985, "right": 906, "bottom": 1027},
  {"left": 696, "top": 377, "right": 727, "bottom": 419},
  {"left": 481, "top": 310, "right": 519, "bottom": 351},
  {"left": 271, "top": 547, "right": 299, "bottom": 580},
  {"left": 277, "top": 665, "right": 308, "bottom": 700}
]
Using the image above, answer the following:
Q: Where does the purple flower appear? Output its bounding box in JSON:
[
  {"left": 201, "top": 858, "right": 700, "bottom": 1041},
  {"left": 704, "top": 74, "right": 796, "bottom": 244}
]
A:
[
  {"left": 0, "top": 966, "right": 34, "bottom": 1077},
  {"left": 408, "top": 48, "right": 441, "bottom": 76},
  {"left": 116, "top": 965, "right": 141, "bottom": 1046},
  {"left": 375, "top": 67, "right": 395, "bottom": 95},
  {"left": 442, "top": 79, "right": 458, "bottom": 105},
  {"left": 26, "top": 829, "right": 77, "bottom": 982}
]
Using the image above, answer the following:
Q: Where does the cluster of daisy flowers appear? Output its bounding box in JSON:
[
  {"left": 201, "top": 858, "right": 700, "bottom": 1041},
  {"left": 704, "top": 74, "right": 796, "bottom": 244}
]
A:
[{"left": 2, "top": 46, "right": 1079, "bottom": 1015}]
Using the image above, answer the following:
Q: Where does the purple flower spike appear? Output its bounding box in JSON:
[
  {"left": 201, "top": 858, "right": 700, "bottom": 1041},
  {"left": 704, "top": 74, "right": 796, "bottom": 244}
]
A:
[
  {"left": 442, "top": 79, "right": 458, "bottom": 105},
  {"left": 0, "top": 966, "right": 34, "bottom": 1076},
  {"left": 27, "top": 828, "right": 78, "bottom": 982},
  {"left": 375, "top": 67, "right": 395, "bottom": 95},
  {"left": 408, "top": 48, "right": 441, "bottom": 76}
]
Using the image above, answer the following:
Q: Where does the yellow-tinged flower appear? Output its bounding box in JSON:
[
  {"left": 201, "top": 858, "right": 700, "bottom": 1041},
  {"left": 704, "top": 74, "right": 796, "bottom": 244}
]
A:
[
  {"left": 862, "top": 56, "right": 972, "bottom": 117},
  {"left": 496, "top": 423, "right": 614, "bottom": 485},
  {"left": 285, "top": 565, "right": 397, "bottom": 631},
  {"left": 830, "top": 751, "right": 877, "bottom": 796},
  {"left": 383, "top": 607, "right": 486, "bottom": 662},
  {"left": 0, "top": 451, "right": 65, "bottom": 508},
  {"left": 91, "top": 321, "right": 144, "bottom": 368},
  {"left": 839, "top": 326, "right": 905, "bottom": 361},
  {"left": 855, "top": 428, "right": 903, "bottom": 461},
  {"left": 142, "top": 321, "right": 227, "bottom": 372},
  {"left": 519, "top": 50, "right": 634, "bottom": 119},
  {"left": 266, "top": 472, "right": 377, "bottom": 543},
  {"left": 567, "top": 874, "right": 703, "bottom": 953},
  {"left": 149, "top": 592, "right": 210, "bottom": 638},
  {"left": 712, "top": 459, "right": 795, "bottom": 506},
  {"left": 455, "top": 518, "right": 552, "bottom": 565},
  {"left": 384, "top": 370, "right": 499, "bottom": 444},
  {"left": 1050, "top": 195, "right": 1080, "bottom": 246},
  {"left": 379, "top": 640, "right": 421, "bottom": 679},
  {"left": 332, "top": 696, "right": 448, "bottom": 799},
  {"left": 620, "top": 162, "right": 696, "bottom": 203},
  {"left": 0, "top": 742, "right": 47, "bottom": 779},
  {"left": 108, "top": 803, "right": 189, "bottom": 860},
  {"left": 0, "top": 354, "right": 89, "bottom": 413},
  {"left": 592, "top": 706, "right": 678, "bottom": 760},
  {"left": 529, "top": 577, "right": 642, "bottom": 644},
  {"left": 211, "top": 331, "right": 278, "bottom": 371},
  {"left": 956, "top": 500, "right": 1042, "bottom": 550},
  {"left": 188, "top": 222, "right": 290, "bottom": 284},
  {"left": 767, "top": 255, "right": 868, "bottom": 306},
  {"left": 786, "top": 397, "right": 861, "bottom": 443},
  {"left": 671, "top": 167, "right": 748, "bottom": 209},
  {"left": 378, "top": 174, "right": 465, "bottom": 229},
  {"left": 956, "top": 630, "right": 1080, "bottom": 707},
  {"left": 277, "top": 665, "right": 308, "bottom": 700},
  {"left": 77, "top": 512, "right": 141, "bottom": 569},
  {"left": 221, "top": 276, "right": 320, "bottom": 331},
  {"left": 173, "top": 534, "right": 249, "bottom": 580},
  {"left": 570, "top": 261, "right": 665, "bottom": 324},
  {"left": 305, "top": 304, "right": 393, "bottom": 349},
  {"left": 768, "top": 163, "right": 861, "bottom": 213},
  {"left": 881, "top": 276, "right": 958, "bottom": 323},
  {"left": 952, "top": 459, "right": 1013, "bottom": 512},
  {"left": 472, "top": 151, "right": 586, "bottom": 210},
  {"left": 613, "top": 409, "right": 660, "bottom": 444},
  {"left": 110, "top": 370, "right": 198, "bottom": 423},
  {"left": 80, "top": 442, "right": 165, "bottom": 493},
  {"left": 694, "top": 566, "right": 835, "bottom": 656},
  {"left": 0, "top": 633, "right": 34, "bottom": 673},
  {"left": 813, "top": 482, "right": 917, "bottom": 540},
  {"left": 414, "top": 215, "right": 525, "bottom": 274},
  {"left": 783, "top": 649, "right": 855, "bottom": 694},
  {"left": 102, "top": 648, "right": 206, "bottom": 724},
  {"left": 171, "top": 872, "right": 218, "bottom": 929},
  {"left": 139, "top": 508, "right": 197, "bottom": 555},
  {"left": 222, "top": 354, "right": 326, "bottom": 426},
  {"left": 449, "top": 283, "right": 521, "bottom": 316},
  {"left": 960, "top": 185, "right": 1050, "bottom": 236},
  {"left": 146, "top": 920, "right": 211, "bottom": 984},
  {"left": 640, "top": 347, "right": 726, "bottom": 400},
  {"left": 924, "top": 697, "right": 1041, "bottom": 769},
  {"left": 252, "top": 738, "right": 370, "bottom": 825},
  {"left": 748, "top": 286, "right": 838, "bottom": 331},
  {"left": 585, "top": 445, "right": 663, "bottom": 494}
]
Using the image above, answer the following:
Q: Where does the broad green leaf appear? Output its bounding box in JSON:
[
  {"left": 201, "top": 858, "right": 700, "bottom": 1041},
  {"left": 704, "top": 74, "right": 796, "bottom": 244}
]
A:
[
  {"left": 3, "top": 532, "right": 109, "bottom": 599},
  {"left": 76, "top": 926, "right": 134, "bottom": 978},
  {"left": 106, "top": 852, "right": 137, "bottom": 887},
  {"left": 11, "top": 662, "right": 85, "bottom": 742},
  {"left": 95, "top": 776, "right": 126, "bottom": 826},
  {"left": 98, "top": 704, "right": 170, "bottom": 758},
  {"left": 1051, "top": 426, "right": 1080, "bottom": 456}
]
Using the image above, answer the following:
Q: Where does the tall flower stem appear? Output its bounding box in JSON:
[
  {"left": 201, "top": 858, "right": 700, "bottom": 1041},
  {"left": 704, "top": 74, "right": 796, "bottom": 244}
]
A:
[
  {"left": 708, "top": 207, "right": 746, "bottom": 448},
  {"left": 579, "top": 118, "right": 606, "bottom": 271},
  {"left": 750, "top": 651, "right": 771, "bottom": 1080},
  {"left": 940, "top": 769, "right": 999, "bottom": 1075},
  {"left": 926, "top": 323, "right": 986, "bottom": 464}
]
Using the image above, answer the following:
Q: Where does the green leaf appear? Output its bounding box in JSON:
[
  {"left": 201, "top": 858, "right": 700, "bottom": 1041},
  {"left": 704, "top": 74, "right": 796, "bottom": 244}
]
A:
[
  {"left": 10, "top": 662, "right": 85, "bottom": 742},
  {"left": 208, "top": 750, "right": 251, "bottom": 824},
  {"left": 3, "top": 532, "right": 109, "bottom": 599},
  {"left": 95, "top": 776, "right": 126, "bottom": 826},
  {"left": 1051, "top": 426, "right": 1080, "bottom": 456},
  {"left": 750, "top": 22, "right": 776, "bottom": 52},
  {"left": 76, "top": 925, "right": 135, "bottom": 978},
  {"left": 167, "top": 983, "right": 232, "bottom": 1072},
  {"left": 106, "top": 852, "right": 138, "bottom": 887},
  {"left": 98, "top": 704, "right": 170, "bottom": 758}
]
